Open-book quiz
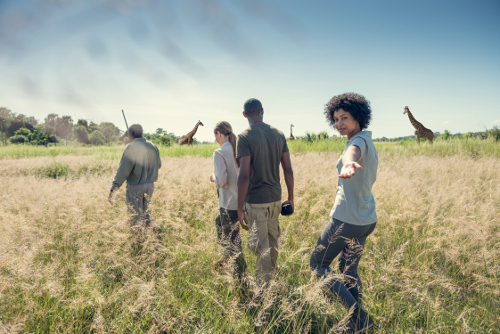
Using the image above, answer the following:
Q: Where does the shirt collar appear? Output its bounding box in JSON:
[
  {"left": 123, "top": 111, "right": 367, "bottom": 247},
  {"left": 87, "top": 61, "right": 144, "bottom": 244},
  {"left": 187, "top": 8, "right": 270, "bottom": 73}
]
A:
[{"left": 352, "top": 131, "right": 372, "bottom": 139}]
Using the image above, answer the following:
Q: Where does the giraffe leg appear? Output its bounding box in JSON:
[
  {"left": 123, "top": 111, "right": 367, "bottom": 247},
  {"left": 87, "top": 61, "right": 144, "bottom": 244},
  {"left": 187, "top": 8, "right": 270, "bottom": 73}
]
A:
[{"left": 416, "top": 135, "right": 420, "bottom": 145}]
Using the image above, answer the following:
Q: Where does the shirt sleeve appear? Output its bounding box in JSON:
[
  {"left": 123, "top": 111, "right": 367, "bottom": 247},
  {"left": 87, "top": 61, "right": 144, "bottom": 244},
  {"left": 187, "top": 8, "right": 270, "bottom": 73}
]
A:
[
  {"left": 236, "top": 135, "right": 251, "bottom": 158},
  {"left": 111, "top": 146, "right": 134, "bottom": 191},
  {"left": 350, "top": 137, "right": 367, "bottom": 159},
  {"left": 213, "top": 150, "right": 228, "bottom": 189},
  {"left": 282, "top": 134, "right": 289, "bottom": 153}
]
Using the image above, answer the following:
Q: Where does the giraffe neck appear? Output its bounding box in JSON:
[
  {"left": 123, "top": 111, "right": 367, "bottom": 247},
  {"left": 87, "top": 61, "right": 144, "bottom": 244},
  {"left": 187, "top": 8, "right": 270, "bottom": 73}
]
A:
[
  {"left": 187, "top": 122, "right": 200, "bottom": 138},
  {"left": 406, "top": 110, "right": 423, "bottom": 130}
]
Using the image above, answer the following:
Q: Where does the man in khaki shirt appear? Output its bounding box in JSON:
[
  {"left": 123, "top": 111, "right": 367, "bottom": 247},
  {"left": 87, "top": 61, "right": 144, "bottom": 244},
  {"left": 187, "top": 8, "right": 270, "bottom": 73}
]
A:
[{"left": 109, "top": 124, "right": 161, "bottom": 227}]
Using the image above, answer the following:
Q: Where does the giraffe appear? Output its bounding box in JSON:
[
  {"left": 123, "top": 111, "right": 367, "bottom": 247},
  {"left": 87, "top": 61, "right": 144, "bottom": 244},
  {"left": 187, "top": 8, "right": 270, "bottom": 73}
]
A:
[
  {"left": 403, "top": 106, "right": 434, "bottom": 144},
  {"left": 178, "top": 120, "right": 204, "bottom": 145},
  {"left": 289, "top": 124, "right": 295, "bottom": 140}
]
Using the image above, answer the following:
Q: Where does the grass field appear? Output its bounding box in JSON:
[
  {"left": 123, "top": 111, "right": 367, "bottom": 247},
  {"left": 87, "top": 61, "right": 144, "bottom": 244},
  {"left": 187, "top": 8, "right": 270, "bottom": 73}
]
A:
[
  {"left": 1, "top": 137, "right": 499, "bottom": 160},
  {"left": 0, "top": 141, "right": 499, "bottom": 333}
]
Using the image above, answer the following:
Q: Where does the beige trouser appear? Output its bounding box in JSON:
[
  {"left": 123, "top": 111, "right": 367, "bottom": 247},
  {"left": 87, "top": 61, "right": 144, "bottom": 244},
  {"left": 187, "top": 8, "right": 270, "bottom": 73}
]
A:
[
  {"left": 126, "top": 182, "right": 154, "bottom": 226},
  {"left": 245, "top": 200, "right": 281, "bottom": 287}
]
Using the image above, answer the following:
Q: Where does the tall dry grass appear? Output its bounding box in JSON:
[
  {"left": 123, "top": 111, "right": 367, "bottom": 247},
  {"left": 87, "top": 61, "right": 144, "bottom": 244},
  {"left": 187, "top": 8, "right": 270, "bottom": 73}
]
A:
[{"left": 0, "top": 151, "right": 499, "bottom": 333}]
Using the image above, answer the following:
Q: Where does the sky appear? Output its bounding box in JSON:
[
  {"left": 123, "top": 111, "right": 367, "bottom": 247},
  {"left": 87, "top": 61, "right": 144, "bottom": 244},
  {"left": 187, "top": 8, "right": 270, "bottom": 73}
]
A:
[{"left": 1, "top": 0, "right": 499, "bottom": 142}]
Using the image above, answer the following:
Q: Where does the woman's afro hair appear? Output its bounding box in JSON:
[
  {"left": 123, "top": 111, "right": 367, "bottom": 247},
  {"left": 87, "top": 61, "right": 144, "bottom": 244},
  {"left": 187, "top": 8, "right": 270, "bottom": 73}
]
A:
[{"left": 325, "top": 93, "right": 372, "bottom": 130}]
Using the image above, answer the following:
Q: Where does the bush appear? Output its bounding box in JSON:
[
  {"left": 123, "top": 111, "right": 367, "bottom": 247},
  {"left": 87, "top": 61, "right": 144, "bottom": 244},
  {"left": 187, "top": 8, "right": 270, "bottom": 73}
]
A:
[
  {"left": 144, "top": 133, "right": 175, "bottom": 146},
  {"left": 26, "top": 128, "right": 58, "bottom": 146},
  {"left": 36, "top": 161, "right": 69, "bottom": 179},
  {"left": 15, "top": 128, "right": 31, "bottom": 137},
  {"left": 488, "top": 126, "right": 500, "bottom": 141},
  {"left": 89, "top": 130, "right": 106, "bottom": 146},
  {"left": 9, "top": 134, "right": 29, "bottom": 144}
]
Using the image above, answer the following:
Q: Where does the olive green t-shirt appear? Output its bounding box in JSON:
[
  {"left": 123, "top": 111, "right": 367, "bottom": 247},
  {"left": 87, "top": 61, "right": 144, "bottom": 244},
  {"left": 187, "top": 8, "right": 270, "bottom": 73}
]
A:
[{"left": 236, "top": 123, "right": 289, "bottom": 204}]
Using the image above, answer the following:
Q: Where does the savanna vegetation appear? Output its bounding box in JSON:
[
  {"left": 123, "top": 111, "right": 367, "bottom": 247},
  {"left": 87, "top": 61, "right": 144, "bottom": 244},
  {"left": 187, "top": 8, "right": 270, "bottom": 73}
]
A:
[
  {"left": 0, "top": 139, "right": 499, "bottom": 333},
  {"left": 0, "top": 107, "right": 181, "bottom": 148}
]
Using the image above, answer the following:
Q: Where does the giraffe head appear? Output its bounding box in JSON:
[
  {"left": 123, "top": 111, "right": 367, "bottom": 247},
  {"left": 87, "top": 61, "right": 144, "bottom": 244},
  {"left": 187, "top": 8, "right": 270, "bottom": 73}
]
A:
[
  {"left": 291, "top": 124, "right": 294, "bottom": 127},
  {"left": 198, "top": 120, "right": 204, "bottom": 126},
  {"left": 403, "top": 106, "right": 410, "bottom": 115}
]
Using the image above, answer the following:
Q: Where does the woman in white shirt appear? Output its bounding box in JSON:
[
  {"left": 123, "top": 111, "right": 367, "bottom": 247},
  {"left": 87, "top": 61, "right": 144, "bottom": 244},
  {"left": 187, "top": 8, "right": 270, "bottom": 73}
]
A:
[{"left": 210, "top": 121, "right": 246, "bottom": 278}]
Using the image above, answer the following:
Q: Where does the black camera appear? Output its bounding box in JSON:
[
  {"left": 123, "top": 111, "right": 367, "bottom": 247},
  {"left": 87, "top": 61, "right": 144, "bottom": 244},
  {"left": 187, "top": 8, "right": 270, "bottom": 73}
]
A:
[{"left": 281, "top": 203, "right": 293, "bottom": 216}]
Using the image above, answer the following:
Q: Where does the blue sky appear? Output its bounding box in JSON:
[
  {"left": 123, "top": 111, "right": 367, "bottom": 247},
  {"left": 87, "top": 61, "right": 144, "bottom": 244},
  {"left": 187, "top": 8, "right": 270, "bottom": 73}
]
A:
[{"left": 1, "top": 0, "right": 499, "bottom": 142}]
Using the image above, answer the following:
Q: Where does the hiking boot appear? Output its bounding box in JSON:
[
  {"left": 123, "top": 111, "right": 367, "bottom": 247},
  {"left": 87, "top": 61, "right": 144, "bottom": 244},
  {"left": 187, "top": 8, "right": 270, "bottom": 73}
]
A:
[{"left": 341, "top": 307, "right": 374, "bottom": 334}]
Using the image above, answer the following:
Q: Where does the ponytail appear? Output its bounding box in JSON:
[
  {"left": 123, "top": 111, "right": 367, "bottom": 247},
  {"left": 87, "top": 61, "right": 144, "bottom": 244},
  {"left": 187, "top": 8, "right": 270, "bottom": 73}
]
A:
[{"left": 214, "top": 121, "right": 238, "bottom": 167}]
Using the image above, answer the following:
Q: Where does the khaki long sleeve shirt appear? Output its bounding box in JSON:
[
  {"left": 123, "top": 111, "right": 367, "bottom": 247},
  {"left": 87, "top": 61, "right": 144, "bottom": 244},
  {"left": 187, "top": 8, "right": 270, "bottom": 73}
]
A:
[{"left": 111, "top": 138, "right": 161, "bottom": 191}]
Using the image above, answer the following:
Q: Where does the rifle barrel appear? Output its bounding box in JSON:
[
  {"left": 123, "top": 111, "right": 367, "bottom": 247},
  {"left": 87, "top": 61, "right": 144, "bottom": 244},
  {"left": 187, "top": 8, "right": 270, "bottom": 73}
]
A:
[{"left": 121, "top": 109, "right": 129, "bottom": 131}]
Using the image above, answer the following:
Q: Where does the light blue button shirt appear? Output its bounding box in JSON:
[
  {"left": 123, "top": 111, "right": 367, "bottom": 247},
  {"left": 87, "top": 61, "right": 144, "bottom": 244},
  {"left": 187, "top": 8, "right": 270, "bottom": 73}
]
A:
[{"left": 330, "top": 131, "right": 378, "bottom": 225}]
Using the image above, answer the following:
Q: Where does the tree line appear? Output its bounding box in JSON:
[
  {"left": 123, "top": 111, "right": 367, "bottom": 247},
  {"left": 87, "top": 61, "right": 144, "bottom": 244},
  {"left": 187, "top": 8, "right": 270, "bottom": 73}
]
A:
[
  {"left": 374, "top": 128, "right": 500, "bottom": 142},
  {"left": 0, "top": 107, "right": 180, "bottom": 146}
]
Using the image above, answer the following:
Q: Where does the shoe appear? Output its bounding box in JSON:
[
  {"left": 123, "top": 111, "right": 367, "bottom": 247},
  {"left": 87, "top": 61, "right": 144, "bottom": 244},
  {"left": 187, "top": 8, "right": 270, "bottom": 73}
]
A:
[{"left": 342, "top": 308, "right": 374, "bottom": 334}]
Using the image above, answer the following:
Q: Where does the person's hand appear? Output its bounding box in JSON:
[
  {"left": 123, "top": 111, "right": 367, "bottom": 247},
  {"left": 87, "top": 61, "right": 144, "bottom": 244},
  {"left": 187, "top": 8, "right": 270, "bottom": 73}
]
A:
[
  {"left": 339, "top": 162, "right": 363, "bottom": 179},
  {"left": 108, "top": 190, "right": 114, "bottom": 205},
  {"left": 281, "top": 198, "right": 294, "bottom": 216},
  {"left": 210, "top": 173, "right": 215, "bottom": 182},
  {"left": 237, "top": 208, "right": 249, "bottom": 231}
]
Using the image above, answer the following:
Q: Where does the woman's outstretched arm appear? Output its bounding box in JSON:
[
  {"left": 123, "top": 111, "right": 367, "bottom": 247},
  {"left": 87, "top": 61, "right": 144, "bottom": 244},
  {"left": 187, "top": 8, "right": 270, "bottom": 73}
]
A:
[{"left": 339, "top": 145, "right": 362, "bottom": 179}]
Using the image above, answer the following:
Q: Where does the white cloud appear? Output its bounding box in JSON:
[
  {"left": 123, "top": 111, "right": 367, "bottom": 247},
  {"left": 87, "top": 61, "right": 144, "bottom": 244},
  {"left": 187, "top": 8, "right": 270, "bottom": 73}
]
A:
[
  {"left": 442, "top": 121, "right": 450, "bottom": 124},
  {"left": 493, "top": 120, "right": 500, "bottom": 124}
]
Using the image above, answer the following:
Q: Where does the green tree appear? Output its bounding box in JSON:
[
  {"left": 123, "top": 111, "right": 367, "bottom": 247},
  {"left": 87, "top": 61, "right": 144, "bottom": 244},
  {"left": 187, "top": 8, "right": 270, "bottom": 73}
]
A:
[
  {"left": 8, "top": 114, "right": 28, "bottom": 136},
  {"left": 28, "top": 126, "right": 57, "bottom": 146},
  {"left": 88, "top": 121, "right": 99, "bottom": 133},
  {"left": 44, "top": 113, "right": 58, "bottom": 135},
  {"left": 25, "top": 116, "right": 38, "bottom": 127},
  {"left": 318, "top": 131, "right": 329, "bottom": 140},
  {"left": 0, "top": 107, "right": 14, "bottom": 145},
  {"left": 9, "top": 127, "right": 30, "bottom": 144},
  {"left": 99, "top": 122, "right": 120, "bottom": 143},
  {"left": 440, "top": 130, "right": 451, "bottom": 140},
  {"left": 77, "top": 119, "right": 88, "bottom": 129},
  {"left": 74, "top": 126, "right": 90, "bottom": 144},
  {"left": 56, "top": 116, "right": 73, "bottom": 146},
  {"left": 488, "top": 126, "right": 500, "bottom": 141},
  {"left": 15, "top": 128, "right": 31, "bottom": 137},
  {"left": 89, "top": 130, "right": 106, "bottom": 145}
]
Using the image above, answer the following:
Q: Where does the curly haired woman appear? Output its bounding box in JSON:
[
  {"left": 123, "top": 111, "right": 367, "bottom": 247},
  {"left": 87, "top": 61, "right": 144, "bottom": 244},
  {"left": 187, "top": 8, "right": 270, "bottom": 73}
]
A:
[{"left": 310, "top": 93, "right": 378, "bottom": 333}]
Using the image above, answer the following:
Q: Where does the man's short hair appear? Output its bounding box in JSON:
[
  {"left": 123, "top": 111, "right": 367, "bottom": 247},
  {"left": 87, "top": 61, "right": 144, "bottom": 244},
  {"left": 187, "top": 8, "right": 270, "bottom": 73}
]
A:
[
  {"left": 128, "top": 124, "right": 143, "bottom": 138},
  {"left": 243, "top": 98, "right": 263, "bottom": 116}
]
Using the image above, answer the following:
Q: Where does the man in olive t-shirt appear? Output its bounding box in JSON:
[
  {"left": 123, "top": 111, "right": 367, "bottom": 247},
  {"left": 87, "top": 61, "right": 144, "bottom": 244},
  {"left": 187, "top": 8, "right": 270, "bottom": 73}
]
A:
[{"left": 236, "top": 98, "right": 294, "bottom": 287}]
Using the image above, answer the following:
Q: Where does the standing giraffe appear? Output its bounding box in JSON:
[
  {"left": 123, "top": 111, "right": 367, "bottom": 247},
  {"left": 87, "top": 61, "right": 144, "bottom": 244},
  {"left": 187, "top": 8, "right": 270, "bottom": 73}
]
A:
[
  {"left": 403, "top": 106, "right": 434, "bottom": 144},
  {"left": 289, "top": 124, "right": 295, "bottom": 140},
  {"left": 178, "top": 120, "right": 204, "bottom": 145}
]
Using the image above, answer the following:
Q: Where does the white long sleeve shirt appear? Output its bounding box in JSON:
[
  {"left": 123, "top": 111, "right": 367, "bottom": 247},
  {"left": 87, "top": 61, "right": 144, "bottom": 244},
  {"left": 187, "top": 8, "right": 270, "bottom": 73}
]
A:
[{"left": 213, "top": 142, "right": 238, "bottom": 210}]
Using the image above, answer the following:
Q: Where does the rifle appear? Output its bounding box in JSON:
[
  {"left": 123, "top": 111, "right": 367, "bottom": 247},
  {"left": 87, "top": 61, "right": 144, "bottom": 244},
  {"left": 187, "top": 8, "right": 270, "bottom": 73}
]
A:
[{"left": 121, "top": 109, "right": 129, "bottom": 132}]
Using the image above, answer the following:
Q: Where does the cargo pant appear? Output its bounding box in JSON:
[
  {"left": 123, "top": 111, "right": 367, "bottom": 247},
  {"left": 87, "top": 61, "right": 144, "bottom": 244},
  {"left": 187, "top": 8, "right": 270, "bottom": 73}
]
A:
[
  {"left": 245, "top": 200, "right": 281, "bottom": 287},
  {"left": 215, "top": 208, "right": 247, "bottom": 277},
  {"left": 126, "top": 182, "right": 154, "bottom": 226}
]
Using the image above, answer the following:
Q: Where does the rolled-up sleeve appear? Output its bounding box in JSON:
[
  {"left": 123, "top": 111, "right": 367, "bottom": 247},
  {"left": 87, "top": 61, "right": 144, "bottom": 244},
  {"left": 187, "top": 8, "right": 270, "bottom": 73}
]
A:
[
  {"left": 350, "top": 137, "right": 367, "bottom": 159},
  {"left": 213, "top": 150, "right": 228, "bottom": 189}
]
